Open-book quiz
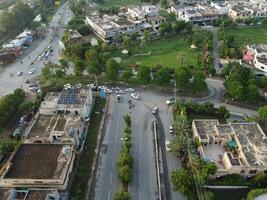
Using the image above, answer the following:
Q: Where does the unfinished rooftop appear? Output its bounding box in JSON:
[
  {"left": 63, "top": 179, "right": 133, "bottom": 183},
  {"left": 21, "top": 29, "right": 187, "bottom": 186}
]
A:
[
  {"left": 193, "top": 120, "right": 267, "bottom": 172},
  {"left": 4, "top": 143, "right": 73, "bottom": 180}
]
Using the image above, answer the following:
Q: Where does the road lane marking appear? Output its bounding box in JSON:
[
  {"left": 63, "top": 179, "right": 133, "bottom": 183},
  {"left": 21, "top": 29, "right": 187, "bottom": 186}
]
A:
[
  {"left": 109, "top": 173, "right": 113, "bottom": 184},
  {"left": 108, "top": 190, "right": 111, "bottom": 200}
]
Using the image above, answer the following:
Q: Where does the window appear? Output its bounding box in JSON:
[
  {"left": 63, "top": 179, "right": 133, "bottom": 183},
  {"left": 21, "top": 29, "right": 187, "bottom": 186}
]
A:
[
  {"left": 215, "top": 142, "right": 218, "bottom": 144},
  {"left": 249, "top": 170, "right": 257, "bottom": 174},
  {"left": 264, "top": 170, "right": 267, "bottom": 174},
  {"left": 241, "top": 170, "right": 245, "bottom": 173}
]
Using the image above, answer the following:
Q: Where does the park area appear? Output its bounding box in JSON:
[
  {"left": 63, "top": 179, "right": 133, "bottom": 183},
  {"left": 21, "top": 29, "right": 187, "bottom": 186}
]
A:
[
  {"left": 112, "top": 35, "right": 203, "bottom": 69},
  {"left": 225, "top": 27, "right": 267, "bottom": 44}
]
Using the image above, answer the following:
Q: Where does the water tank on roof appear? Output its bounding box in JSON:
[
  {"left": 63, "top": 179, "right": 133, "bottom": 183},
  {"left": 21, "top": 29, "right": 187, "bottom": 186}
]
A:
[{"left": 63, "top": 146, "right": 71, "bottom": 156}]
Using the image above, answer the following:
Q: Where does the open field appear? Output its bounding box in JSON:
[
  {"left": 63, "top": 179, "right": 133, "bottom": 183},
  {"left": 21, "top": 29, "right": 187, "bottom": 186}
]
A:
[
  {"left": 112, "top": 35, "right": 204, "bottom": 69},
  {"left": 225, "top": 27, "right": 267, "bottom": 45},
  {"left": 99, "top": 0, "right": 141, "bottom": 8}
]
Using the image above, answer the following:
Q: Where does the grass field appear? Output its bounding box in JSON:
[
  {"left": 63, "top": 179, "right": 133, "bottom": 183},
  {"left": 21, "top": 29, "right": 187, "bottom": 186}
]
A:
[
  {"left": 225, "top": 27, "right": 267, "bottom": 44},
  {"left": 100, "top": 0, "right": 141, "bottom": 8},
  {"left": 112, "top": 35, "right": 203, "bottom": 69}
]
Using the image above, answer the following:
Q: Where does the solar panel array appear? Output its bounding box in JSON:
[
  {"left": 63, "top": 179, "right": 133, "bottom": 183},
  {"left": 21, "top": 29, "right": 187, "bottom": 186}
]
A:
[{"left": 57, "top": 88, "right": 80, "bottom": 105}]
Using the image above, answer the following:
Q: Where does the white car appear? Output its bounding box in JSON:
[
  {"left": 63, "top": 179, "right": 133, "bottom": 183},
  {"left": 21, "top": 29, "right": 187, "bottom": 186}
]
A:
[
  {"left": 28, "top": 69, "right": 36, "bottom": 74},
  {"left": 131, "top": 93, "right": 140, "bottom": 100},
  {"left": 152, "top": 107, "right": 158, "bottom": 114},
  {"left": 116, "top": 89, "right": 125, "bottom": 94},
  {"left": 165, "top": 140, "right": 171, "bottom": 152},
  {"left": 169, "top": 125, "right": 174, "bottom": 134},
  {"left": 166, "top": 98, "right": 175, "bottom": 105},
  {"left": 125, "top": 88, "right": 135, "bottom": 92},
  {"left": 17, "top": 71, "right": 23, "bottom": 76}
]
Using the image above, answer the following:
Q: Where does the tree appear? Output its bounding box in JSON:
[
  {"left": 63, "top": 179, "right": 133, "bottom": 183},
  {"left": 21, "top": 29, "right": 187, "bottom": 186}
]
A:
[
  {"left": 191, "top": 73, "right": 207, "bottom": 93},
  {"left": 246, "top": 83, "right": 258, "bottom": 102},
  {"left": 114, "top": 190, "right": 131, "bottom": 200},
  {"left": 137, "top": 66, "right": 151, "bottom": 84},
  {"left": 258, "top": 106, "right": 267, "bottom": 119},
  {"left": 171, "top": 168, "right": 195, "bottom": 198},
  {"left": 170, "top": 135, "right": 187, "bottom": 156},
  {"left": 153, "top": 68, "right": 171, "bottom": 85},
  {"left": 77, "top": 24, "right": 91, "bottom": 35},
  {"left": 175, "top": 67, "right": 192, "bottom": 89},
  {"left": 218, "top": 106, "right": 230, "bottom": 119},
  {"left": 122, "top": 68, "right": 132, "bottom": 81},
  {"left": 86, "top": 48, "right": 102, "bottom": 74},
  {"left": 74, "top": 58, "right": 85, "bottom": 76},
  {"left": 59, "top": 59, "right": 68, "bottom": 72},
  {"left": 118, "top": 164, "right": 132, "bottom": 183},
  {"left": 0, "top": 139, "right": 20, "bottom": 154},
  {"left": 226, "top": 80, "right": 244, "bottom": 101},
  {"left": 106, "top": 59, "right": 119, "bottom": 80},
  {"left": 262, "top": 18, "right": 267, "bottom": 25},
  {"left": 250, "top": 173, "right": 267, "bottom": 188},
  {"left": 122, "top": 35, "right": 131, "bottom": 48},
  {"left": 124, "top": 114, "right": 131, "bottom": 127}
]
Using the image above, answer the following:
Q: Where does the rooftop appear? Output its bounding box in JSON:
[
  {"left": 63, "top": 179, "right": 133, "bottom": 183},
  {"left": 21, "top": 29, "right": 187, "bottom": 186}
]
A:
[
  {"left": 4, "top": 143, "right": 73, "bottom": 179},
  {"left": 194, "top": 119, "right": 219, "bottom": 139},
  {"left": 203, "top": 144, "right": 225, "bottom": 169}
]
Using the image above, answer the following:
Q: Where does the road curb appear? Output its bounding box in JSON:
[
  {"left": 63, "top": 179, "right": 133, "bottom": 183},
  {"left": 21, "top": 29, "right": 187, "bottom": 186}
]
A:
[{"left": 86, "top": 97, "right": 110, "bottom": 200}]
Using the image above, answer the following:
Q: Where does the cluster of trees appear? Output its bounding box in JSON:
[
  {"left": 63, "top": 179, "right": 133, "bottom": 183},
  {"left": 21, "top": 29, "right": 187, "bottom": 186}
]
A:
[
  {"left": 224, "top": 63, "right": 258, "bottom": 102},
  {"left": 0, "top": 89, "right": 25, "bottom": 130},
  {"left": 159, "top": 19, "right": 192, "bottom": 37},
  {"left": 173, "top": 101, "right": 230, "bottom": 119},
  {"left": 218, "top": 28, "right": 242, "bottom": 59},
  {"left": 170, "top": 101, "right": 217, "bottom": 200},
  {"left": 114, "top": 114, "right": 133, "bottom": 200},
  {"left": 0, "top": 1, "right": 35, "bottom": 43}
]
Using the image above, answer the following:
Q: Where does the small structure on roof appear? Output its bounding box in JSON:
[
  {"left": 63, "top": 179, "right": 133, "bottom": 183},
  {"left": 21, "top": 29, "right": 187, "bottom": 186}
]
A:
[{"left": 122, "top": 49, "right": 128, "bottom": 55}]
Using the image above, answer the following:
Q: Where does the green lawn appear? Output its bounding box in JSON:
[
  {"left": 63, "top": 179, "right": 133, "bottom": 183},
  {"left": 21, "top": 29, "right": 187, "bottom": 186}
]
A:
[
  {"left": 99, "top": 0, "right": 141, "bottom": 8},
  {"left": 112, "top": 35, "right": 203, "bottom": 69},
  {"left": 225, "top": 27, "right": 267, "bottom": 45}
]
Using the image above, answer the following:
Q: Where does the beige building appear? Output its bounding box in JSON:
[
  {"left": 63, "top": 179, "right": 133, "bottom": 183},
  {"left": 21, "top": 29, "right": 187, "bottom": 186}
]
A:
[
  {"left": 0, "top": 143, "right": 75, "bottom": 190},
  {"left": 192, "top": 120, "right": 267, "bottom": 177}
]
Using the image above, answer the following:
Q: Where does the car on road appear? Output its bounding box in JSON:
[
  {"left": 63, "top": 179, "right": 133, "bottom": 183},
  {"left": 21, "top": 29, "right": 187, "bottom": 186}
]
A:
[
  {"left": 125, "top": 88, "right": 135, "bottom": 92},
  {"left": 17, "top": 71, "right": 23, "bottom": 76},
  {"left": 169, "top": 125, "right": 174, "bottom": 134},
  {"left": 28, "top": 69, "right": 35, "bottom": 75},
  {"left": 165, "top": 140, "right": 171, "bottom": 152},
  {"left": 131, "top": 93, "right": 140, "bottom": 100},
  {"left": 166, "top": 98, "right": 175, "bottom": 105},
  {"left": 116, "top": 95, "right": 122, "bottom": 102},
  {"left": 152, "top": 107, "right": 158, "bottom": 114}
]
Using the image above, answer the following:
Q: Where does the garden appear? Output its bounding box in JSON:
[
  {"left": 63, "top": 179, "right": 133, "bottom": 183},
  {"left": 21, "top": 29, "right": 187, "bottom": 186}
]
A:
[{"left": 111, "top": 35, "right": 204, "bottom": 69}]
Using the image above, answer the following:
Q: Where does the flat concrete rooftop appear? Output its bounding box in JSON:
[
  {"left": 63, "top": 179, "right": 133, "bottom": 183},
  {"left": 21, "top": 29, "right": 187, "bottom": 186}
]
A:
[{"left": 5, "top": 144, "right": 66, "bottom": 179}]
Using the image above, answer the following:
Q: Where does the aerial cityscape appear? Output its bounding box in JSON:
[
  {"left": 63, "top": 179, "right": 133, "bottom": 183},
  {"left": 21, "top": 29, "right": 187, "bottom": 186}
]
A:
[{"left": 0, "top": 0, "right": 267, "bottom": 199}]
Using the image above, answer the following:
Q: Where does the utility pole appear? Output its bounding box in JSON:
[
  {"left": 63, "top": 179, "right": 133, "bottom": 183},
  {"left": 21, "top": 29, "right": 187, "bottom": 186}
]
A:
[{"left": 174, "top": 80, "right": 177, "bottom": 101}]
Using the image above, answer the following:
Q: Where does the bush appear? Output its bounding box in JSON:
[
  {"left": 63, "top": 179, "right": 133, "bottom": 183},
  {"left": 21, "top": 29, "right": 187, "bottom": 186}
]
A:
[
  {"left": 114, "top": 190, "right": 131, "bottom": 200},
  {"left": 247, "top": 188, "right": 267, "bottom": 200}
]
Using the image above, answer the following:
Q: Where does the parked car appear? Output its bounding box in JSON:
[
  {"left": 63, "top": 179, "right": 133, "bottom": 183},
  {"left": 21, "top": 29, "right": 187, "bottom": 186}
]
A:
[
  {"left": 165, "top": 140, "right": 171, "bottom": 152},
  {"left": 116, "top": 95, "right": 122, "bottom": 102},
  {"left": 125, "top": 88, "right": 135, "bottom": 92},
  {"left": 17, "top": 71, "right": 23, "bottom": 76},
  {"left": 131, "top": 93, "right": 140, "bottom": 100},
  {"left": 115, "top": 89, "right": 125, "bottom": 94},
  {"left": 28, "top": 69, "right": 35, "bottom": 74},
  {"left": 169, "top": 125, "right": 174, "bottom": 134},
  {"left": 152, "top": 107, "right": 158, "bottom": 114},
  {"left": 166, "top": 98, "right": 175, "bottom": 105}
]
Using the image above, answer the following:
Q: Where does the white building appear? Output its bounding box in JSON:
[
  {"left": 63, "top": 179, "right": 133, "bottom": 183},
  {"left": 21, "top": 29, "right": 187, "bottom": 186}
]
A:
[
  {"left": 247, "top": 44, "right": 267, "bottom": 74},
  {"left": 85, "top": 16, "right": 119, "bottom": 43},
  {"left": 211, "top": 2, "right": 230, "bottom": 15}
]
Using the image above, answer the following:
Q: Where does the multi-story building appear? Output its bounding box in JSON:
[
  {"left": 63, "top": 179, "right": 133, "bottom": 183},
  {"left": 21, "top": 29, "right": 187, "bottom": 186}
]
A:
[
  {"left": 192, "top": 119, "right": 267, "bottom": 177},
  {"left": 85, "top": 16, "right": 120, "bottom": 43},
  {"left": 246, "top": 44, "right": 267, "bottom": 74}
]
